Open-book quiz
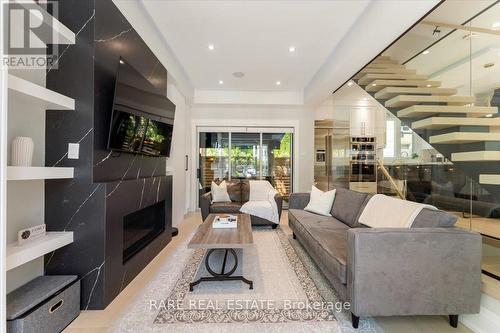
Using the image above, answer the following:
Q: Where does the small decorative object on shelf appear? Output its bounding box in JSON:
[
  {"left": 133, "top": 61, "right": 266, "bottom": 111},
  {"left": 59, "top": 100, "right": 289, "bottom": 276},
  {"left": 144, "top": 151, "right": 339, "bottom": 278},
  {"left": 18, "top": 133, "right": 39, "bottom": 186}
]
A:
[
  {"left": 212, "top": 214, "right": 238, "bottom": 229},
  {"left": 11, "top": 136, "right": 34, "bottom": 166},
  {"left": 17, "top": 224, "right": 46, "bottom": 245}
]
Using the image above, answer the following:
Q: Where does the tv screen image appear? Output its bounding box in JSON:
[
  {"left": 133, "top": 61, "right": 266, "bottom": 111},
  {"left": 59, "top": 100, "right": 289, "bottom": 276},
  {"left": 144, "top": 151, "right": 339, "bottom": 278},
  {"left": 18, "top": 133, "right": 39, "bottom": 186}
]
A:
[
  {"left": 141, "top": 119, "right": 172, "bottom": 156},
  {"left": 108, "top": 111, "right": 148, "bottom": 154},
  {"left": 107, "top": 58, "right": 175, "bottom": 157}
]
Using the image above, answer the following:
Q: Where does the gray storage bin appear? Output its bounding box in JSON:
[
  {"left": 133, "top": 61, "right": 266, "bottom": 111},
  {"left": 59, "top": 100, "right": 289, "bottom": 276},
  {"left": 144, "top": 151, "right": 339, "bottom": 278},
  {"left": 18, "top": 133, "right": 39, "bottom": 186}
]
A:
[{"left": 7, "top": 276, "right": 80, "bottom": 333}]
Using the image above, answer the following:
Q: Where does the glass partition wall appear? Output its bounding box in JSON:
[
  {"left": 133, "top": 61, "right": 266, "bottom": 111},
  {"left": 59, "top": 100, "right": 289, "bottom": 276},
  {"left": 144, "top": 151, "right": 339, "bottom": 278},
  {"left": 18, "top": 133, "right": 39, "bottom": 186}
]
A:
[
  {"left": 198, "top": 128, "right": 293, "bottom": 208},
  {"left": 328, "top": 1, "right": 500, "bottom": 281}
]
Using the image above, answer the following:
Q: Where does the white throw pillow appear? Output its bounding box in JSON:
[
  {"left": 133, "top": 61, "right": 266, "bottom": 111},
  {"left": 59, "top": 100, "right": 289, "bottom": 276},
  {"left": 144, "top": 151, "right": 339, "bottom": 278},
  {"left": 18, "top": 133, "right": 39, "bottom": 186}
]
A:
[
  {"left": 304, "top": 186, "right": 336, "bottom": 216},
  {"left": 211, "top": 180, "right": 231, "bottom": 203}
]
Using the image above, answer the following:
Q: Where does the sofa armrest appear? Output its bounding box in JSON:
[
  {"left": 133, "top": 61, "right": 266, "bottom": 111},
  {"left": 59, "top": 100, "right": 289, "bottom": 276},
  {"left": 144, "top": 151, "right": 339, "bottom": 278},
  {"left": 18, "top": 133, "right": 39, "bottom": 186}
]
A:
[
  {"left": 347, "top": 227, "right": 481, "bottom": 317},
  {"left": 200, "top": 192, "right": 212, "bottom": 221},
  {"left": 289, "top": 193, "right": 310, "bottom": 210},
  {"left": 274, "top": 193, "right": 283, "bottom": 219}
]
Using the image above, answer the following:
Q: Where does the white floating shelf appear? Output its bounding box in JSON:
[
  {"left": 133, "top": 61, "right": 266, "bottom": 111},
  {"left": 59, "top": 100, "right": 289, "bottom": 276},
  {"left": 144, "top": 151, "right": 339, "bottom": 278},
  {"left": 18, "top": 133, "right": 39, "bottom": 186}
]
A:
[
  {"left": 6, "top": 232, "right": 73, "bottom": 271},
  {"left": 480, "top": 175, "right": 500, "bottom": 185},
  {"left": 13, "top": 0, "right": 75, "bottom": 44},
  {"left": 7, "top": 166, "right": 74, "bottom": 181},
  {"left": 8, "top": 74, "right": 75, "bottom": 110}
]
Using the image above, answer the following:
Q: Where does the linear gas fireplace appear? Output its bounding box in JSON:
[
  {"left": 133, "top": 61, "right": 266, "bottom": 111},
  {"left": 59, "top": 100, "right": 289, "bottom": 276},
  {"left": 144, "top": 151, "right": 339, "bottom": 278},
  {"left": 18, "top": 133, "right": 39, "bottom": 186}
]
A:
[{"left": 123, "top": 200, "right": 166, "bottom": 263}]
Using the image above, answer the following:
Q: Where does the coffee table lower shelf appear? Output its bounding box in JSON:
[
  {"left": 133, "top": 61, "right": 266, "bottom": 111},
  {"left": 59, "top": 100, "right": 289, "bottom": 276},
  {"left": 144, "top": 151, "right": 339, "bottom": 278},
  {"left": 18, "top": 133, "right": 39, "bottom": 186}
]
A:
[{"left": 189, "top": 248, "right": 253, "bottom": 291}]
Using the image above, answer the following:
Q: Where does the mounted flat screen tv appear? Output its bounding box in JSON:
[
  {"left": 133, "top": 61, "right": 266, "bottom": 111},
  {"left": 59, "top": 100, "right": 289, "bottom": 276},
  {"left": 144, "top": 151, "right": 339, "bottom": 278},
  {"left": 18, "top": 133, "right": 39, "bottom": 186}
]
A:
[{"left": 107, "top": 58, "right": 175, "bottom": 157}]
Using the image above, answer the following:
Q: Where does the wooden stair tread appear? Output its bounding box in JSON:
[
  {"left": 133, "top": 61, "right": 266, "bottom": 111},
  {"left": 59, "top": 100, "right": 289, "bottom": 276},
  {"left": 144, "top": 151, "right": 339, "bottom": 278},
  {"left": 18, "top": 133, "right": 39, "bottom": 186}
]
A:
[
  {"left": 366, "top": 80, "right": 441, "bottom": 92},
  {"left": 480, "top": 174, "right": 500, "bottom": 185},
  {"left": 371, "top": 59, "right": 398, "bottom": 65},
  {"left": 398, "top": 105, "right": 497, "bottom": 118},
  {"left": 411, "top": 117, "right": 500, "bottom": 129},
  {"left": 365, "top": 63, "right": 406, "bottom": 69},
  {"left": 375, "top": 87, "right": 457, "bottom": 100},
  {"left": 375, "top": 56, "right": 392, "bottom": 61},
  {"left": 429, "top": 132, "right": 500, "bottom": 144},
  {"left": 385, "top": 95, "right": 474, "bottom": 108},
  {"left": 452, "top": 151, "right": 500, "bottom": 162},
  {"left": 354, "top": 68, "right": 417, "bottom": 79},
  {"left": 357, "top": 73, "right": 427, "bottom": 85}
]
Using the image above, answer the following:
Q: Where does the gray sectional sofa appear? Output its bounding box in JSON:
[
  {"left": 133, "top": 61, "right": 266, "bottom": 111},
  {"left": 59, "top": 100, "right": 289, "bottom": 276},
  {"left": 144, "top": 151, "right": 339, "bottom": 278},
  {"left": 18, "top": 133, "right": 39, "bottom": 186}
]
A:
[
  {"left": 200, "top": 179, "right": 283, "bottom": 227},
  {"left": 288, "top": 188, "right": 481, "bottom": 328}
]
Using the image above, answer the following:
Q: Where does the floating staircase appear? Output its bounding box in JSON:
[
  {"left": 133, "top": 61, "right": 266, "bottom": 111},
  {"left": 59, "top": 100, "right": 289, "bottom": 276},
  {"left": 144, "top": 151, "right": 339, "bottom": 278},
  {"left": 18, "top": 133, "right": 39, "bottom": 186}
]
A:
[
  {"left": 375, "top": 87, "right": 457, "bottom": 100},
  {"left": 355, "top": 56, "right": 500, "bottom": 200},
  {"left": 358, "top": 74, "right": 428, "bottom": 85}
]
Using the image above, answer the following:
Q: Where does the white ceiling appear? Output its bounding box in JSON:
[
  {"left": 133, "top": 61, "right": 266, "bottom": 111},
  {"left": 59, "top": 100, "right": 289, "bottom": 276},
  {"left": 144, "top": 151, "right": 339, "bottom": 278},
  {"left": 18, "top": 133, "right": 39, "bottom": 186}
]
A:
[{"left": 141, "top": 0, "right": 371, "bottom": 91}]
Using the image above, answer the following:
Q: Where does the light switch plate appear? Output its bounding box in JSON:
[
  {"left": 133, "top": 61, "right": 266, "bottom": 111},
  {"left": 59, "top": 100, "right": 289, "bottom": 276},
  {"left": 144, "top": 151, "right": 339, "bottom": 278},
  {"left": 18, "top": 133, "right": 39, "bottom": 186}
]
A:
[{"left": 68, "top": 143, "right": 79, "bottom": 159}]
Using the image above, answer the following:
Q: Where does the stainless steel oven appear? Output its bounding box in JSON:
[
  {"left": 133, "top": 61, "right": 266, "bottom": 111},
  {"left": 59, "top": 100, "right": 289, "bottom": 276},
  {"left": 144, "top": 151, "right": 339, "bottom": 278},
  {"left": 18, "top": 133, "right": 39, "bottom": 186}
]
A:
[
  {"left": 351, "top": 143, "right": 375, "bottom": 152},
  {"left": 350, "top": 162, "right": 376, "bottom": 182}
]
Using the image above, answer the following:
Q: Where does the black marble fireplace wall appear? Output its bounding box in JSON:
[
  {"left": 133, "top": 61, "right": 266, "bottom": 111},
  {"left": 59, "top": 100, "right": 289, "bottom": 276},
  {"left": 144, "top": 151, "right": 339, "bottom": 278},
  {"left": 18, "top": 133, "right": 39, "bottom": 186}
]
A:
[{"left": 45, "top": 0, "right": 173, "bottom": 310}]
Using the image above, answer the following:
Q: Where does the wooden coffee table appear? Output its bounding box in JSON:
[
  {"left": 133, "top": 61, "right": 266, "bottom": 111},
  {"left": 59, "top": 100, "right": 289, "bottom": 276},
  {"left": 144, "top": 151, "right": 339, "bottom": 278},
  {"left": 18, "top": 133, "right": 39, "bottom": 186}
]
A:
[{"left": 188, "top": 214, "right": 254, "bottom": 291}]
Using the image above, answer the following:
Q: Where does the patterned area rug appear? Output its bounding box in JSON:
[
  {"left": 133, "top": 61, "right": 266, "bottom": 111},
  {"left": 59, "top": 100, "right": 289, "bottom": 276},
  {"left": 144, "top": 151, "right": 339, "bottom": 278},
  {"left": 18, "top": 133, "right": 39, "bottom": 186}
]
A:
[{"left": 111, "top": 227, "right": 382, "bottom": 333}]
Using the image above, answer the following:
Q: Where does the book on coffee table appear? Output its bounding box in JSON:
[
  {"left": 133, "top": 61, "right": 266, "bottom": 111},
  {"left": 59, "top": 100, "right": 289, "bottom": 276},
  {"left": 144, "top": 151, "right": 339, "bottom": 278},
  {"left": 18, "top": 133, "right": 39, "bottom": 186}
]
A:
[{"left": 212, "top": 214, "right": 238, "bottom": 229}]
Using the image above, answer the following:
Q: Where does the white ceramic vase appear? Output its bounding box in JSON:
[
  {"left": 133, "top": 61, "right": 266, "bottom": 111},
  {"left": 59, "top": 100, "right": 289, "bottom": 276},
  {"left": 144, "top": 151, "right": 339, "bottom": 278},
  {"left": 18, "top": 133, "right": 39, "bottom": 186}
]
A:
[{"left": 11, "top": 136, "right": 34, "bottom": 166}]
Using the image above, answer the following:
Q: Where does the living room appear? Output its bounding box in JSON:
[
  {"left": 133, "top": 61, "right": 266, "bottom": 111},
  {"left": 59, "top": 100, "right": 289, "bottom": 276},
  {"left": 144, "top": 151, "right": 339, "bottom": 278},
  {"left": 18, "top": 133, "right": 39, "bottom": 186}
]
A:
[{"left": 1, "top": 0, "right": 499, "bottom": 333}]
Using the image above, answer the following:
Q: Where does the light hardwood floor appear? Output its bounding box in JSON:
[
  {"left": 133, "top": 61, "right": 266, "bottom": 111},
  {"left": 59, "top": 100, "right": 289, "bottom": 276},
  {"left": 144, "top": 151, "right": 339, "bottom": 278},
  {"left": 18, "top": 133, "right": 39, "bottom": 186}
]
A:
[{"left": 64, "top": 212, "right": 473, "bottom": 333}]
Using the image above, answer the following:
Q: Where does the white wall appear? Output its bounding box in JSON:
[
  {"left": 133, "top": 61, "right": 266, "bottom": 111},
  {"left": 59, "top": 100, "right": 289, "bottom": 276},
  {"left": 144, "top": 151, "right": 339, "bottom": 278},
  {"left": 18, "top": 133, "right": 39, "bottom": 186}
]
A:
[
  {"left": 167, "top": 83, "right": 191, "bottom": 225},
  {"left": 1, "top": 9, "right": 8, "bottom": 325},
  {"left": 189, "top": 105, "right": 315, "bottom": 210}
]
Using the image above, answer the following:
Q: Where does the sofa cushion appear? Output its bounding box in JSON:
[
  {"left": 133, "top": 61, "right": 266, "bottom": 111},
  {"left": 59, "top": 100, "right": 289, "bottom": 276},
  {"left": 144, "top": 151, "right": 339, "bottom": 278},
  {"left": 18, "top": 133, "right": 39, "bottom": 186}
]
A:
[
  {"left": 213, "top": 179, "right": 241, "bottom": 202},
  {"left": 241, "top": 180, "right": 250, "bottom": 202},
  {"left": 225, "top": 180, "right": 242, "bottom": 202},
  {"left": 288, "top": 209, "right": 348, "bottom": 230},
  {"left": 305, "top": 227, "right": 348, "bottom": 284},
  {"left": 330, "top": 188, "right": 370, "bottom": 228},
  {"left": 411, "top": 208, "right": 458, "bottom": 228},
  {"left": 210, "top": 202, "right": 242, "bottom": 214}
]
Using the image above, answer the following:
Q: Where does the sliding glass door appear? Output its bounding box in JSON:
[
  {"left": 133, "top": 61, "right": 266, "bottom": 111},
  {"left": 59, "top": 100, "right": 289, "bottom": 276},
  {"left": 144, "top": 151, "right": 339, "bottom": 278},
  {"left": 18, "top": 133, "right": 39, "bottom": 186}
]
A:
[
  {"left": 198, "top": 128, "right": 293, "bottom": 207},
  {"left": 198, "top": 132, "right": 229, "bottom": 201},
  {"left": 230, "top": 132, "right": 260, "bottom": 179},
  {"left": 262, "top": 133, "right": 292, "bottom": 203}
]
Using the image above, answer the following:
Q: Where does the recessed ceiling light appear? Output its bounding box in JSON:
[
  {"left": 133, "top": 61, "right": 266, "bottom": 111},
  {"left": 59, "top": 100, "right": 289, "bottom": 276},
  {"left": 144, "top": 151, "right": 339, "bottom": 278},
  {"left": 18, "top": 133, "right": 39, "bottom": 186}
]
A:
[
  {"left": 372, "top": 83, "right": 377, "bottom": 86},
  {"left": 232, "top": 71, "right": 245, "bottom": 78},
  {"left": 486, "top": 114, "right": 493, "bottom": 118},
  {"left": 276, "top": 81, "right": 281, "bottom": 86},
  {"left": 119, "top": 59, "right": 124, "bottom": 64},
  {"left": 288, "top": 46, "right": 296, "bottom": 53},
  {"left": 218, "top": 80, "right": 223, "bottom": 85},
  {"left": 422, "top": 50, "right": 430, "bottom": 55},
  {"left": 426, "top": 84, "right": 432, "bottom": 87},
  {"left": 347, "top": 81, "right": 353, "bottom": 87},
  {"left": 208, "top": 44, "right": 215, "bottom": 50}
]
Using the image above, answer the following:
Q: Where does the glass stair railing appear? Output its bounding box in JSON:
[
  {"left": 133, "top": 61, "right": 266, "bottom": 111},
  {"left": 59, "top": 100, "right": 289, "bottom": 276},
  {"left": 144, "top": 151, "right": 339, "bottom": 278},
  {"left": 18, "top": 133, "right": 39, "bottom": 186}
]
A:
[
  {"left": 352, "top": 55, "right": 500, "bottom": 281},
  {"left": 355, "top": 55, "right": 500, "bottom": 212}
]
